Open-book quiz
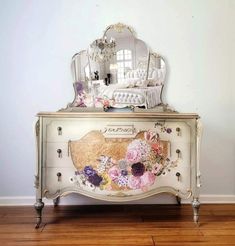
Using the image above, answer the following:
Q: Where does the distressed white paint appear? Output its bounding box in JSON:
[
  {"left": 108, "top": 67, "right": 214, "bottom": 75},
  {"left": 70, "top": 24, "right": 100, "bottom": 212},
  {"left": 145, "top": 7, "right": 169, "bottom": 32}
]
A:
[{"left": 0, "top": 0, "right": 234, "bottom": 202}]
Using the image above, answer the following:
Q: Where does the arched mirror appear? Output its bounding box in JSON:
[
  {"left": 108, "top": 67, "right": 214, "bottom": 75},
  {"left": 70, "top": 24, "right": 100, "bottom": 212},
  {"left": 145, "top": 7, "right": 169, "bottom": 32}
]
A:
[
  {"left": 100, "top": 23, "right": 149, "bottom": 84},
  {"left": 68, "top": 23, "right": 166, "bottom": 111}
]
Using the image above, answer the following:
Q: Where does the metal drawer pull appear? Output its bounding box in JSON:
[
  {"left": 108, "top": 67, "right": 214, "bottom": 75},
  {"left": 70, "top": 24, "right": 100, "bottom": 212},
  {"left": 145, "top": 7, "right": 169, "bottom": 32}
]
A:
[
  {"left": 176, "top": 127, "right": 181, "bottom": 136},
  {"left": 176, "top": 149, "right": 181, "bottom": 158},
  {"left": 57, "top": 172, "right": 62, "bottom": 181},
  {"left": 57, "top": 126, "right": 62, "bottom": 135},
  {"left": 176, "top": 172, "right": 181, "bottom": 181},
  {"left": 57, "top": 149, "right": 62, "bottom": 158}
]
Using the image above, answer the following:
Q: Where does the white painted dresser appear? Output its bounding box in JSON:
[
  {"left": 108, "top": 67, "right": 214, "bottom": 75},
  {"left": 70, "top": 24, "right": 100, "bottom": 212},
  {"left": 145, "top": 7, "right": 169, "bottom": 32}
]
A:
[{"left": 34, "top": 111, "right": 201, "bottom": 228}]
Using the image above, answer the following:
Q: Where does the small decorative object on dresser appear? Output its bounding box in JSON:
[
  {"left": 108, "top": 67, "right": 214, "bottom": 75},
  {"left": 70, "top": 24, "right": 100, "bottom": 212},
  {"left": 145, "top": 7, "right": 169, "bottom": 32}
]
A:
[{"left": 34, "top": 23, "right": 202, "bottom": 228}]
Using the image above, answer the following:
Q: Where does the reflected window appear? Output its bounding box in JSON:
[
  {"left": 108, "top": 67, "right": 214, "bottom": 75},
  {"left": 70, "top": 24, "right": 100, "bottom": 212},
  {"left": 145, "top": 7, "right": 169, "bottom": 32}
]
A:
[
  {"left": 85, "top": 64, "right": 90, "bottom": 80},
  {"left": 117, "top": 49, "right": 132, "bottom": 82}
]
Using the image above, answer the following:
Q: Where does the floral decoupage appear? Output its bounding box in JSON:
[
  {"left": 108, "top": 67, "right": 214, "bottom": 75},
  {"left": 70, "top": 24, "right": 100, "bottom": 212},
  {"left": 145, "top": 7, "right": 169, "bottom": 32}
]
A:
[
  {"left": 72, "top": 81, "right": 115, "bottom": 108},
  {"left": 69, "top": 129, "right": 179, "bottom": 195}
]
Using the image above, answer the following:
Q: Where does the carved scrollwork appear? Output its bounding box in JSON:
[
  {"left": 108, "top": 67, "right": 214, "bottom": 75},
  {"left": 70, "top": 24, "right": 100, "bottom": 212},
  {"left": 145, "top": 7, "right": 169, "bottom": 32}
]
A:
[
  {"left": 35, "top": 120, "right": 40, "bottom": 137},
  {"left": 34, "top": 175, "right": 39, "bottom": 189},
  {"left": 104, "top": 22, "right": 135, "bottom": 36}
]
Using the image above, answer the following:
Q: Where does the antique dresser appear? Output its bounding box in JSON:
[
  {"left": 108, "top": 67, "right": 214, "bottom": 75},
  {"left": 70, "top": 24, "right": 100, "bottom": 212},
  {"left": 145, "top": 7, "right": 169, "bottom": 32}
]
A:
[{"left": 34, "top": 23, "right": 202, "bottom": 228}]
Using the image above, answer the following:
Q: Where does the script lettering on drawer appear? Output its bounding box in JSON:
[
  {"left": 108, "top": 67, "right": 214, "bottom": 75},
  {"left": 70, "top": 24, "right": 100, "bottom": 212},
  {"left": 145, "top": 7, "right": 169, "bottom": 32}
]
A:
[{"left": 66, "top": 120, "right": 192, "bottom": 198}]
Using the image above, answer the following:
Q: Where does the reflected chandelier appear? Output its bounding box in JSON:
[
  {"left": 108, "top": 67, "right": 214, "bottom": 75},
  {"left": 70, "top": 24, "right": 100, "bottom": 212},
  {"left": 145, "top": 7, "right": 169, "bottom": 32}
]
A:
[{"left": 89, "top": 37, "right": 116, "bottom": 62}]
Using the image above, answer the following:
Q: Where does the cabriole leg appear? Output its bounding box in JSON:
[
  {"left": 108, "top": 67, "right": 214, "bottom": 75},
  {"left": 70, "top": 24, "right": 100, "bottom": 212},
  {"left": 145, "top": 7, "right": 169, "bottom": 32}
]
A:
[
  {"left": 192, "top": 198, "right": 200, "bottom": 224},
  {"left": 176, "top": 196, "right": 181, "bottom": 205},
  {"left": 53, "top": 196, "right": 60, "bottom": 206},
  {"left": 34, "top": 199, "right": 44, "bottom": 229}
]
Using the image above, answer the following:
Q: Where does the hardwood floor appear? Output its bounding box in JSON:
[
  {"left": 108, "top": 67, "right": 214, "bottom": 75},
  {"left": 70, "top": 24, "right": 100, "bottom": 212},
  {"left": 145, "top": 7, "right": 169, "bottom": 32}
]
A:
[{"left": 0, "top": 204, "right": 235, "bottom": 245}]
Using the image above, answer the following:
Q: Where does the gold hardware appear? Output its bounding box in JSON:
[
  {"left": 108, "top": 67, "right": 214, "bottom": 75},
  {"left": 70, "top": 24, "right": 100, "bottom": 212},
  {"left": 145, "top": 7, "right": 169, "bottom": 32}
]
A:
[{"left": 68, "top": 140, "right": 71, "bottom": 156}]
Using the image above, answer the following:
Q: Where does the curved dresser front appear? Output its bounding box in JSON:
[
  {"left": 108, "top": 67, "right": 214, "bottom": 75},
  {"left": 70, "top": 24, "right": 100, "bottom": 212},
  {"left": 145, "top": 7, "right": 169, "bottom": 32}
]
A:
[{"left": 34, "top": 112, "right": 201, "bottom": 228}]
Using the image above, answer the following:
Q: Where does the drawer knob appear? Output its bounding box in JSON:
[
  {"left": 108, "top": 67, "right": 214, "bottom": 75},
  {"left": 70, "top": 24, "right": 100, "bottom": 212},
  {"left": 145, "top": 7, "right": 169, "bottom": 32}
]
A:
[
  {"left": 57, "top": 172, "right": 62, "bottom": 181},
  {"left": 57, "top": 127, "right": 62, "bottom": 135},
  {"left": 176, "top": 149, "right": 181, "bottom": 158},
  {"left": 57, "top": 149, "right": 62, "bottom": 158},
  {"left": 176, "top": 172, "right": 181, "bottom": 181},
  {"left": 176, "top": 127, "right": 181, "bottom": 136}
]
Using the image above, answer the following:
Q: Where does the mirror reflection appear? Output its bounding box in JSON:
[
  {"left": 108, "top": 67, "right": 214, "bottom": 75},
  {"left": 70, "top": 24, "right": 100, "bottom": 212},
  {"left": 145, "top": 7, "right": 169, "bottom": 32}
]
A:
[
  {"left": 147, "top": 53, "right": 166, "bottom": 86},
  {"left": 71, "top": 50, "right": 90, "bottom": 84},
  {"left": 70, "top": 23, "right": 167, "bottom": 110},
  {"left": 87, "top": 24, "right": 149, "bottom": 85}
]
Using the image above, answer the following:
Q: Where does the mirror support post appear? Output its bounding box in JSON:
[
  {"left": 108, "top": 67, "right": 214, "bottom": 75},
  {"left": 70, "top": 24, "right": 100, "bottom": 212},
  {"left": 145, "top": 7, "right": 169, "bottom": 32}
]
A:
[{"left": 146, "top": 51, "right": 151, "bottom": 81}]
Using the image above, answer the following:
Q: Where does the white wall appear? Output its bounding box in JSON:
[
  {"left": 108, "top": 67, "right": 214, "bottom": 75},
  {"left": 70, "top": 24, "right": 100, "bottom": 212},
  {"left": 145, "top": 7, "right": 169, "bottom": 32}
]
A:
[{"left": 0, "top": 0, "right": 234, "bottom": 203}]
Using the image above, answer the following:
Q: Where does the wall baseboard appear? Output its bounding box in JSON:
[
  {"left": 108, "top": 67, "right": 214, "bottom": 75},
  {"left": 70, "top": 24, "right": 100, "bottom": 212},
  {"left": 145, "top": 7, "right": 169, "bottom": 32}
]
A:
[{"left": 0, "top": 194, "right": 234, "bottom": 206}]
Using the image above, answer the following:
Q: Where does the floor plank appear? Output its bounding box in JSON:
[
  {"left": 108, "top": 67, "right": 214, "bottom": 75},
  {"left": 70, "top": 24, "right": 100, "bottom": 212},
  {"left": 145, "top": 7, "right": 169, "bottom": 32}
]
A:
[{"left": 0, "top": 204, "right": 235, "bottom": 245}]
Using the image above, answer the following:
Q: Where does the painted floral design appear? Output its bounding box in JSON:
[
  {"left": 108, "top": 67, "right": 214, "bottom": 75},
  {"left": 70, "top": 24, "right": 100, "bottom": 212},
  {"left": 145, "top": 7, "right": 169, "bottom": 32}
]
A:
[
  {"left": 126, "top": 139, "right": 151, "bottom": 163},
  {"left": 131, "top": 163, "right": 145, "bottom": 177},
  {"left": 95, "top": 96, "right": 115, "bottom": 108},
  {"left": 73, "top": 130, "right": 178, "bottom": 192}
]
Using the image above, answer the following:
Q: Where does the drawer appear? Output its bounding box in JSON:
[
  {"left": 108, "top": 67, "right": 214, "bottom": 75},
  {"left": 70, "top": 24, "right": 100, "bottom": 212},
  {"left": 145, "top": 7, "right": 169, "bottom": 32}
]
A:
[
  {"left": 44, "top": 118, "right": 192, "bottom": 143},
  {"left": 42, "top": 165, "right": 191, "bottom": 200},
  {"left": 59, "top": 165, "right": 191, "bottom": 198},
  {"left": 44, "top": 142, "right": 74, "bottom": 168},
  {"left": 43, "top": 167, "right": 76, "bottom": 196},
  {"left": 154, "top": 166, "right": 191, "bottom": 192},
  {"left": 45, "top": 119, "right": 108, "bottom": 142}
]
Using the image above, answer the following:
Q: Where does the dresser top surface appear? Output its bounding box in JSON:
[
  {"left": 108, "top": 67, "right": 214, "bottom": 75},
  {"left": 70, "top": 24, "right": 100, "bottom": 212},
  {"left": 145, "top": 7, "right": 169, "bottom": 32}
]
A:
[{"left": 37, "top": 111, "right": 199, "bottom": 119}]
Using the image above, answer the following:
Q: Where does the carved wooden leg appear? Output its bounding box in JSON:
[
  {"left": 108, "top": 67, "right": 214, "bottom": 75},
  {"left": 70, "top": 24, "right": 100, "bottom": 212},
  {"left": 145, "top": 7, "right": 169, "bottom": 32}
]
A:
[
  {"left": 192, "top": 198, "right": 200, "bottom": 224},
  {"left": 34, "top": 199, "right": 44, "bottom": 229},
  {"left": 53, "top": 196, "right": 60, "bottom": 207},
  {"left": 176, "top": 196, "right": 181, "bottom": 205}
]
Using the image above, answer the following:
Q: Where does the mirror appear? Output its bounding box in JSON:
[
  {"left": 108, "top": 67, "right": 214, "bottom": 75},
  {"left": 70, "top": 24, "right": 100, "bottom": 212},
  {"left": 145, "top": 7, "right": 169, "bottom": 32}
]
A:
[
  {"left": 87, "top": 23, "right": 149, "bottom": 85},
  {"left": 68, "top": 23, "right": 167, "bottom": 111},
  {"left": 147, "top": 53, "right": 166, "bottom": 86},
  {"left": 102, "top": 24, "right": 149, "bottom": 84},
  {"left": 71, "top": 50, "right": 90, "bottom": 84}
]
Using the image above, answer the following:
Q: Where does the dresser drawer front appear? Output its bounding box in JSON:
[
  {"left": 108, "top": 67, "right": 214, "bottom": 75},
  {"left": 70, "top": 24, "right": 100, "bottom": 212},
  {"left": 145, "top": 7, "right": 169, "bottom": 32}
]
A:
[
  {"left": 43, "top": 167, "right": 76, "bottom": 196},
  {"left": 42, "top": 117, "right": 195, "bottom": 199},
  {"left": 45, "top": 143, "right": 73, "bottom": 168},
  {"left": 44, "top": 118, "right": 191, "bottom": 142},
  {"left": 42, "top": 166, "right": 191, "bottom": 199}
]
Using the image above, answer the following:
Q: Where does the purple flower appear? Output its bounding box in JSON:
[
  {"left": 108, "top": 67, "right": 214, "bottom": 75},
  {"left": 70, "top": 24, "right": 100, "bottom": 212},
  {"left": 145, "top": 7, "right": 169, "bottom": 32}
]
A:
[
  {"left": 75, "top": 82, "right": 83, "bottom": 94},
  {"left": 117, "top": 175, "right": 128, "bottom": 187},
  {"left": 88, "top": 173, "right": 103, "bottom": 186},
  {"left": 166, "top": 128, "right": 172, "bottom": 134},
  {"left": 131, "top": 162, "right": 145, "bottom": 177},
  {"left": 84, "top": 166, "right": 96, "bottom": 177},
  {"left": 121, "top": 170, "right": 128, "bottom": 176}
]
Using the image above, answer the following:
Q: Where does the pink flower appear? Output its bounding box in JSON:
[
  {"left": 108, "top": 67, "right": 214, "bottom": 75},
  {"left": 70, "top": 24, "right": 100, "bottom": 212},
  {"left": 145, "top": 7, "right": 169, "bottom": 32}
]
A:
[
  {"left": 108, "top": 166, "right": 120, "bottom": 181},
  {"left": 126, "top": 149, "right": 142, "bottom": 163},
  {"left": 128, "top": 175, "right": 141, "bottom": 190},
  {"left": 140, "top": 171, "right": 156, "bottom": 189}
]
